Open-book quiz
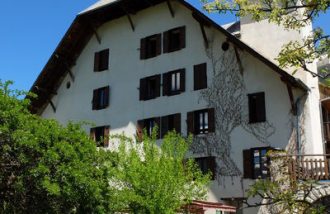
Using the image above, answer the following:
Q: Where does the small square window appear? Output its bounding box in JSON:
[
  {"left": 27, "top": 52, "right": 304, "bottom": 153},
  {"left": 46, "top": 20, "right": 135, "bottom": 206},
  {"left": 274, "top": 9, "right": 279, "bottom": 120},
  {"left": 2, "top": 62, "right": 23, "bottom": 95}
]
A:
[
  {"left": 140, "top": 34, "right": 161, "bottom": 59},
  {"left": 163, "top": 26, "right": 185, "bottom": 53},
  {"left": 187, "top": 108, "right": 215, "bottom": 135},
  {"left": 160, "top": 113, "right": 181, "bottom": 138},
  {"left": 163, "top": 69, "right": 185, "bottom": 96},
  {"left": 137, "top": 117, "right": 160, "bottom": 139},
  {"left": 90, "top": 126, "right": 109, "bottom": 147},
  {"left": 92, "top": 86, "right": 109, "bottom": 110},
  {"left": 195, "top": 156, "right": 216, "bottom": 180},
  {"left": 94, "top": 49, "right": 109, "bottom": 72},
  {"left": 139, "top": 75, "right": 161, "bottom": 100}
]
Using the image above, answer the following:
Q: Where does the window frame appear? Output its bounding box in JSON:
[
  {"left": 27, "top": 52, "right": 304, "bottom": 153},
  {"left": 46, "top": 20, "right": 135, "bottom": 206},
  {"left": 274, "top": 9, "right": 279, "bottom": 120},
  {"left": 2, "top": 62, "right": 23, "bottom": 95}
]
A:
[
  {"left": 194, "top": 156, "right": 216, "bottom": 180},
  {"left": 160, "top": 113, "right": 181, "bottom": 138},
  {"left": 90, "top": 126, "right": 110, "bottom": 147},
  {"left": 163, "top": 69, "right": 185, "bottom": 96},
  {"left": 248, "top": 92, "right": 266, "bottom": 123},
  {"left": 163, "top": 26, "right": 186, "bottom": 53},
  {"left": 94, "top": 49, "right": 109, "bottom": 72},
  {"left": 194, "top": 63, "right": 207, "bottom": 90},
  {"left": 139, "top": 74, "right": 161, "bottom": 101},
  {"left": 187, "top": 108, "right": 215, "bottom": 136},
  {"left": 92, "top": 86, "right": 110, "bottom": 110},
  {"left": 140, "top": 34, "right": 161, "bottom": 60}
]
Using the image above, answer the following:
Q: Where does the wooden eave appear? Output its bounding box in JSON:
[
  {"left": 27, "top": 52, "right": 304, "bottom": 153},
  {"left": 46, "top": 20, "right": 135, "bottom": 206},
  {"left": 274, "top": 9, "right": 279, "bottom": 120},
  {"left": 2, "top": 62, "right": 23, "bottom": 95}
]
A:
[{"left": 29, "top": 0, "right": 308, "bottom": 114}]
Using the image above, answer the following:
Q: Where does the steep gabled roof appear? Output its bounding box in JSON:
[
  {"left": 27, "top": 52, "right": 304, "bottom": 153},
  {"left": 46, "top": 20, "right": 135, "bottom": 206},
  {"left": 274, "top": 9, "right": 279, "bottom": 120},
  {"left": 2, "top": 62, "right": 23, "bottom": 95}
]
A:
[{"left": 29, "top": 0, "right": 308, "bottom": 114}]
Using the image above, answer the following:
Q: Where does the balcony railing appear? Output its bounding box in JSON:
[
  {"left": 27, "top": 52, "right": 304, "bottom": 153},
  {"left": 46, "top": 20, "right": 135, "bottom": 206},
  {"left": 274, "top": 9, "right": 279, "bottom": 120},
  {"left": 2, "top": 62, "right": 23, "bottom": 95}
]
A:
[{"left": 274, "top": 154, "right": 330, "bottom": 181}]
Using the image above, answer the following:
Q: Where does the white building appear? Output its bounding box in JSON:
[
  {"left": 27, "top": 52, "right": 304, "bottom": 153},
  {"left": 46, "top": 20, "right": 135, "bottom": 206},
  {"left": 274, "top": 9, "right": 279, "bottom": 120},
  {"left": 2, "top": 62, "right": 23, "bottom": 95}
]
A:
[{"left": 29, "top": 0, "right": 326, "bottom": 213}]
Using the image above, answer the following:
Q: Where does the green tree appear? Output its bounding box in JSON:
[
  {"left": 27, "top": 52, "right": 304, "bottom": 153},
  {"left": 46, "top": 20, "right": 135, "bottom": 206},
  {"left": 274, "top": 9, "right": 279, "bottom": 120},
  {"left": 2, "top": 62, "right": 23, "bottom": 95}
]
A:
[
  {"left": 109, "top": 130, "right": 210, "bottom": 214},
  {"left": 0, "top": 81, "right": 114, "bottom": 213},
  {"left": 202, "top": 0, "right": 330, "bottom": 79}
]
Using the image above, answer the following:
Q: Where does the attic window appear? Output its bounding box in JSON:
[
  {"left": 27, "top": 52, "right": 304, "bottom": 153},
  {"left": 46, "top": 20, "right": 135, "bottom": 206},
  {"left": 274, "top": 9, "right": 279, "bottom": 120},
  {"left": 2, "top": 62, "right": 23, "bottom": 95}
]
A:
[
  {"left": 163, "top": 26, "right": 186, "bottom": 53},
  {"left": 94, "top": 49, "right": 109, "bottom": 71}
]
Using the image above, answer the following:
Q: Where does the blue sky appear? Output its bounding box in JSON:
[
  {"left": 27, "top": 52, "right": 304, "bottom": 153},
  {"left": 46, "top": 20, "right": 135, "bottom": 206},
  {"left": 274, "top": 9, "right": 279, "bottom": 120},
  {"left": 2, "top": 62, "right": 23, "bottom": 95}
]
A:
[{"left": 0, "top": 0, "right": 329, "bottom": 91}]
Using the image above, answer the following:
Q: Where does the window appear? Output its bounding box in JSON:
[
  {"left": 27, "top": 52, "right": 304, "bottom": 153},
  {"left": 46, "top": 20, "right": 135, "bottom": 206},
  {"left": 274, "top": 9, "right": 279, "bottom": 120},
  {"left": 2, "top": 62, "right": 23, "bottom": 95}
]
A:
[
  {"left": 194, "top": 63, "right": 207, "bottom": 90},
  {"left": 163, "top": 69, "right": 185, "bottom": 96},
  {"left": 248, "top": 92, "right": 266, "bottom": 123},
  {"left": 92, "top": 86, "right": 110, "bottom": 110},
  {"left": 94, "top": 49, "right": 109, "bottom": 71},
  {"left": 137, "top": 117, "right": 160, "bottom": 140},
  {"left": 187, "top": 108, "right": 215, "bottom": 135},
  {"left": 163, "top": 26, "right": 185, "bottom": 53},
  {"left": 195, "top": 156, "right": 216, "bottom": 180},
  {"left": 243, "top": 147, "right": 272, "bottom": 179},
  {"left": 90, "top": 126, "right": 110, "bottom": 147},
  {"left": 161, "top": 113, "right": 181, "bottom": 138},
  {"left": 140, "top": 34, "right": 161, "bottom": 59},
  {"left": 139, "top": 75, "right": 161, "bottom": 100}
]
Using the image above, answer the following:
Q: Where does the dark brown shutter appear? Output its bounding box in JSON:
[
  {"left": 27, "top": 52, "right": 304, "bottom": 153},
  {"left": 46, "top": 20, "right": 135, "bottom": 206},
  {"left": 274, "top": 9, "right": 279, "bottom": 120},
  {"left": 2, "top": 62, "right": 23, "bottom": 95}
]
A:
[
  {"left": 156, "top": 34, "right": 161, "bottom": 55},
  {"left": 163, "top": 30, "right": 169, "bottom": 53},
  {"left": 139, "top": 78, "right": 147, "bottom": 100},
  {"left": 136, "top": 120, "right": 144, "bottom": 142},
  {"left": 161, "top": 116, "right": 169, "bottom": 138},
  {"left": 243, "top": 149, "right": 254, "bottom": 179},
  {"left": 90, "top": 128, "right": 96, "bottom": 141},
  {"left": 154, "top": 117, "right": 161, "bottom": 139},
  {"left": 103, "top": 126, "right": 110, "bottom": 147},
  {"left": 155, "top": 74, "right": 161, "bottom": 97},
  {"left": 173, "top": 113, "right": 181, "bottom": 134},
  {"left": 257, "top": 92, "right": 266, "bottom": 122},
  {"left": 162, "top": 73, "right": 170, "bottom": 96},
  {"left": 140, "top": 38, "right": 146, "bottom": 59},
  {"left": 187, "top": 111, "right": 195, "bottom": 136},
  {"left": 94, "top": 52, "right": 100, "bottom": 71},
  {"left": 194, "top": 63, "right": 207, "bottom": 90},
  {"left": 92, "top": 89, "right": 99, "bottom": 110},
  {"left": 101, "top": 49, "right": 109, "bottom": 70},
  {"left": 179, "top": 26, "right": 186, "bottom": 49},
  {"left": 104, "top": 86, "right": 110, "bottom": 107},
  {"left": 208, "top": 157, "right": 216, "bottom": 180},
  {"left": 179, "top": 69, "right": 185, "bottom": 92},
  {"left": 208, "top": 108, "right": 215, "bottom": 133}
]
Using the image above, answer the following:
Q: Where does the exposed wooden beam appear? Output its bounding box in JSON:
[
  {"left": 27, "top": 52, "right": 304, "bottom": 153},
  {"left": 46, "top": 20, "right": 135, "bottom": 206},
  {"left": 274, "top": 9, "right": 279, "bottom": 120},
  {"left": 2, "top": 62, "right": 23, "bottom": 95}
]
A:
[
  {"left": 34, "top": 86, "right": 57, "bottom": 95},
  {"left": 286, "top": 83, "right": 297, "bottom": 115},
  {"left": 93, "top": 28, "right": 101, "bottom": 44},
  {"left": 126, "top": 12, "right": 135, "bottom": 31},
  {"left": 166, "top": 0, "right": 175, "bottom": 17},
  {"left": 49, "top": 99, "right": 56, "bottom": 113},
  {"left": 234, "top": 46, "right": 244, "bottom": 75},
  {"left": 67, "top": 69, "right": 75, "bottom": 82},
  {"left": 199, "top": 23, "right": 208, "bottom": 49}
]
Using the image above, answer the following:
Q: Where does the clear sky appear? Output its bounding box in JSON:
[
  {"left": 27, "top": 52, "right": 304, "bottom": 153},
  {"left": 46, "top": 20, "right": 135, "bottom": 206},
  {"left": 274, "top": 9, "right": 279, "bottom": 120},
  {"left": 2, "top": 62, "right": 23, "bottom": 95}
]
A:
[{"left": 0, "top": 0, "right": 329, "bottom": 91}]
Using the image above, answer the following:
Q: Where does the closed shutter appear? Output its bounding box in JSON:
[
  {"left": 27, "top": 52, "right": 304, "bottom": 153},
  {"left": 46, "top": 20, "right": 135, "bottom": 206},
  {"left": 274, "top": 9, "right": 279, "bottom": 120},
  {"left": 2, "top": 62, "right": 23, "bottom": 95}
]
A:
[
  {"left": 248, "top": 92, "right": 266, "bottom": 123},
  {"left": 140, "top": 38, "right": 146, "bottom": 59},
  {"left": 208, "top": 108, "right": 215, "bottom": 133},
  {"left": 187, "top": 111, "right": 195, "bottom": 135},
  {"left": 104, "top": 86, "right": 110, "bottom": 107},
  {"left": 208, "top": 157, "right": 216, "bottom": 180},
  {"left": 163, "top": 30, "right": 170, "bottom": 53},
  {"left": 173, "top": 113, "right": 181, "bottom": 134},
  {"left": 179, "top": 26, "right": 186, "bottom": 49},
  {"left": 154, "top": 117, "right": 161, "bottom": 139},
  {"left": 136, "top": 120, "right": 144, "bottom": 142},
  {"left": 194, "top": 63, "right": 207, "bottom": 90},
  {"left": 155, "top": 74, "right": 161, "bottom": 97},
  {"left": 90, "top": 128, "right": 96, "bottom": 141},
  {"left": 162, "top": 73, "right": 170, "bottom": 96},
  {"left": 156, "top": 34, "right": 162, "bottom": 55},
  {"left": 139, "top": 78, "right": 147, "bottom": 100},
  {"left": 243, "top": 149, "right": 254, "bottom": 179},
  {"left": 257, "top": 92, "right": 266, "bottom": 122},
  {"left": 94, "top": 52, "right": 100, "bottom": 71},
  {"left": 103, "top": 126, "right": 110, "bottom": 147},
  {"left": 161, "top": 116, "right": 169, "bottom": 138},
  {"left": 179, "top": 69, "right": 185, "bottom": 92},
  {"left": 100, "top": 49, "right": 109, "bottom": 70},
  {"left": 92, "top": 89, "right": 99, "bottom": 110}
]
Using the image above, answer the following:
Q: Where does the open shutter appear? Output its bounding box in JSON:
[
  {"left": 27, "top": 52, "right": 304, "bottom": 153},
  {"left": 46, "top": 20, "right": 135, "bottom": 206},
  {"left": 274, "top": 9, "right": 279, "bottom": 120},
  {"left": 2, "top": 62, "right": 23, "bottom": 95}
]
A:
[
  {"left": 257, "top": 92, "right": 266, "bottom": 122},
  {"left": 155, "top": 74, "right": 161, "bottom": 97},
  {"left": 136, "top": 120, "right": 144, "bottom": 142},
  {"left": 156, "top": 34, "right": 162, "bottom": 55},
  {"left": 92, "top": 89, "right": 99, "bottom": 110},
  {"left": 104, "top": 86, "right": 110, "bottom": 107},
  {"left": 103, "top": 126, "right": 110, "bottom": 147},
  {"left": 90, "top": 128, "right": 96, "bottom": 141},
  {"left": 139, "top": 78, "right": 147, "bottom": 100},
  {"left": 173, "top": 113, "right": 181, "bottom": 134},
  {"left": 179, "top": 69, "right": 185, "bottom": 92},
  {"left": 140, "top": 38, "right": 146, "bottom": 59},
  {"left": 208, "top": 157, "right": 216, "bottom": 180},
  {"left": 163, "top": 30, "right": 169, "bottom": 53},
  {"left": 94, "top": 52, "right": 100, "bottom": 71},
  {"left": 154, "top": 117, "right": 161, "bottom": 139},
  {"left": 162, "top": 73, "right": 170, "bottom": 96},
  {"left": 187, "top": 111, "right": 195, "bottom": 136},
  {"left": 243, "top": 149, "right": 254, "bottom": 179},
  {"left": 208, "top": 108, "right": 215, "bottom": 133},
  {"left": 179, "top": 26, "right": 186, "bottom": 49},
  {"left": 161, "top": 116, "right": 169, "bottom": 138}
]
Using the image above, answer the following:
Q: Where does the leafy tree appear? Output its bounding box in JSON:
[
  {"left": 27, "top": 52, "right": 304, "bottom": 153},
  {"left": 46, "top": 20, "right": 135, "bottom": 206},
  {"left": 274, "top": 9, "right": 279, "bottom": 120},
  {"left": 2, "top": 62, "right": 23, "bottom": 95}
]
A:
[
  {"left": 202, "top": 0, "right": 330, "bottom": 79},
  {"left": 0, "top": 81, "right": 114, "bottom": 213},
  {"left": 109, "top": 130, "right": 210, "bottom": 214}
]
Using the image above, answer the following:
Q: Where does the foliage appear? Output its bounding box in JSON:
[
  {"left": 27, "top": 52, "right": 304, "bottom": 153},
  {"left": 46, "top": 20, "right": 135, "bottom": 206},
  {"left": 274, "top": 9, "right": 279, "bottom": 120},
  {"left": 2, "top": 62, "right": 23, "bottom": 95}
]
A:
[
  {"left": 109, "top": 129, "right": 210, "bottom": 214},
  {"left": 0, "top": 81, "right": 114, "bottom": 213},
  {"left": 202, "top": 0, "right": 330, "bottom": 78}
]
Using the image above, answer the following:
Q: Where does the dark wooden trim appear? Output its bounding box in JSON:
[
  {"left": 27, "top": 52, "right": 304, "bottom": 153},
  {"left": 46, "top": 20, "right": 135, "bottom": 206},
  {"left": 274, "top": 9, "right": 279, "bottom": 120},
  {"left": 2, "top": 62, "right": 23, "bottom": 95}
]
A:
[
  {"left": 67, "top": 69, "right": 75, "bottom": 82},
  {"left": 234, "top": 46, "right": 244, "bottom": 74},
  {"left": 286, "top": 84, "right": 297, "bottom": 115},
  {"left": 49, "top": 99, "right": 56, "bottom": 113},
  {"left": 125, "top": 12, "right": 135, "bottom": 31},
  {"left": 166, "top": 0, "right": 175, "bottom": 17}
]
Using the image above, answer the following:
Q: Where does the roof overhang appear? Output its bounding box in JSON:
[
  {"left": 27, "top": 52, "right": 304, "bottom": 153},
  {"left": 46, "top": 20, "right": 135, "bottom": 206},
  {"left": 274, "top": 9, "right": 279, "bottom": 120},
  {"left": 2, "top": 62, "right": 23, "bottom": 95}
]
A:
[{"left": 28, "top": 0, "right": 308, "bottom": 114}]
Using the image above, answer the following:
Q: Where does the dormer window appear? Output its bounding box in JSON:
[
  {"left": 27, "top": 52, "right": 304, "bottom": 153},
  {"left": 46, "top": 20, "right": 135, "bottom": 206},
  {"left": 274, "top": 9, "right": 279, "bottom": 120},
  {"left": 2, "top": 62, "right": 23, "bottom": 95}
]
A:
[
  {"left": 94, "top": 49, "right": 109, "bottom": 71},
  {"left": 163, "top": 26, "right": 186, "bottom": 53}
]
